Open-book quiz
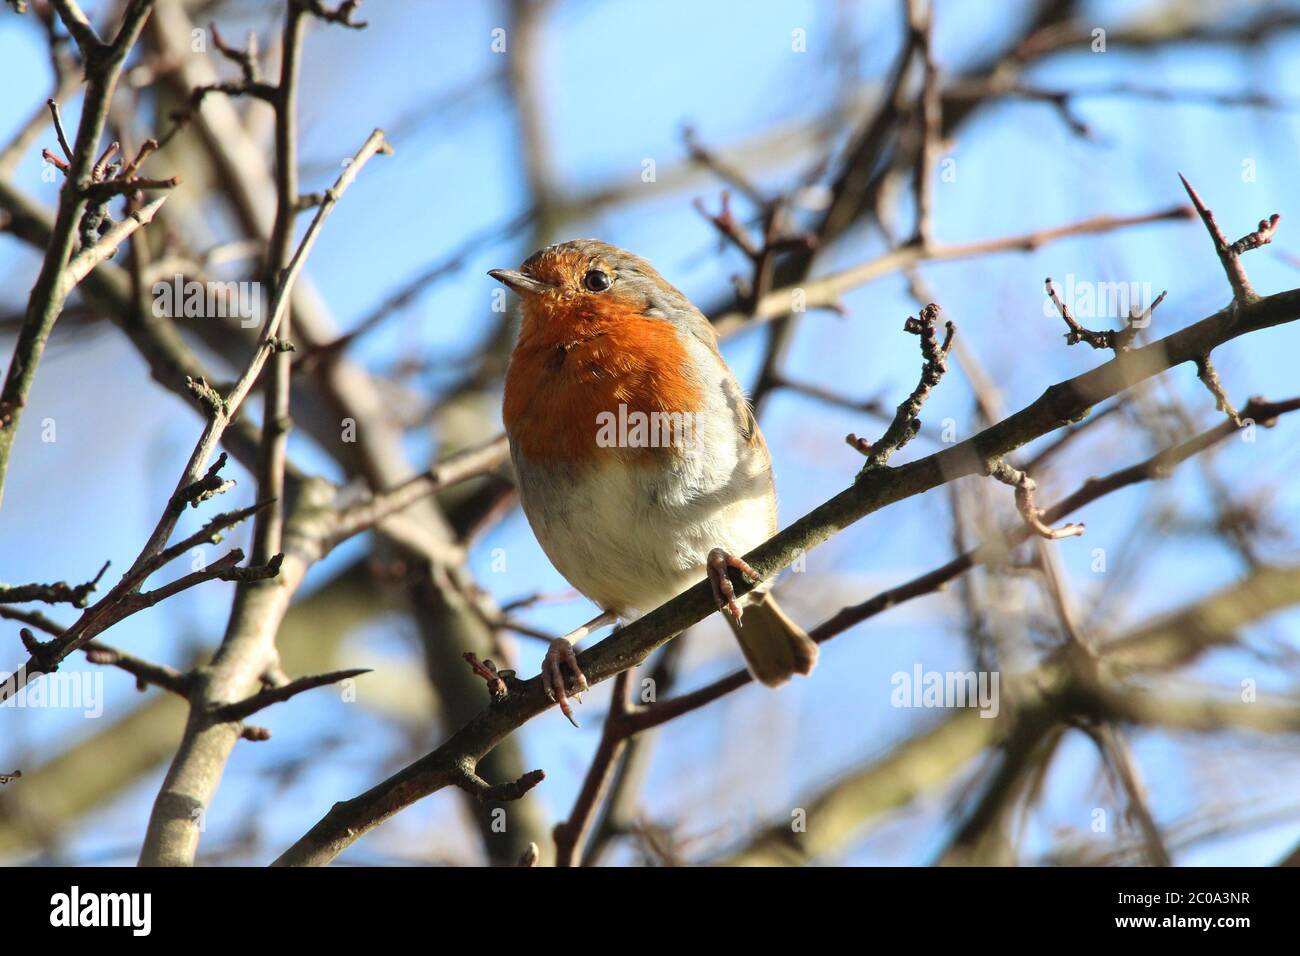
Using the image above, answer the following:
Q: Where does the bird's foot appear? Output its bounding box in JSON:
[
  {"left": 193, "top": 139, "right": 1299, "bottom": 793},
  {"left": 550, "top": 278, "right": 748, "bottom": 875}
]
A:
[
  {"left": 707, "top": 547, "right": 761, "bottom": 627},
  {"left": 540, "top": 610, "right": 616, "bottom": 727},
  {"left": 542, "top": 638, "right": 588, "bottom": 727}
]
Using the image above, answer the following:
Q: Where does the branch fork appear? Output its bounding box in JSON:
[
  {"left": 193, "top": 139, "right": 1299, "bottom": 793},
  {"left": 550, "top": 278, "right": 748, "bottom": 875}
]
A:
[
  {"left": 1045, "top": 277, "right": 1165, "bottom": 353},
  {"left": 987, "top": 460, "right": 1085, "bottom": 540},
  {"left": 453, "top": 762, "right": 545, "bottom": 803},
  {"left": 1179, "top": 173, "right": 1280, "bottom": 304}
]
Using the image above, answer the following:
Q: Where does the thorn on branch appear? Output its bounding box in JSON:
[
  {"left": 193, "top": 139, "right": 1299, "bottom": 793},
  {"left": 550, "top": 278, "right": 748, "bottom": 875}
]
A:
[
  {"left": 1195, "top": 355, "right": 1243, "bottom": 426},
  {"left": 845, "top": 433, "right": 873, "bottom": 455},
  {"left": 41, "top": 148, "right": 70, "bottom": 175},
  {"left": 91, "top": 141, "right": 120, "bottom": 181},
  {"left": 1128, "top": 289, "right": 1168, "bottom": 334},
  {"left": 120, "top": 138, "right": 159, "bottom": 179},
  {"left": 46, "top": 99, "right": 73, "bottom": 163},
  {"left": 454, "top": 763, "right": 545, "bottom": 803},
  {"left": 855, "top": 303, "right": 954, "bottom": 468},
  {"left": 987, "top": 460, "right": 1085, "bottom": 540},
  {"left": 1178, "top": 173, "right": 1262, "bottom": 303}
]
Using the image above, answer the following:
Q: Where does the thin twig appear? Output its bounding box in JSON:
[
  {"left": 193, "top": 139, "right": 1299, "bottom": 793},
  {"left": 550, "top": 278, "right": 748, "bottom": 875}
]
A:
[
  {"left": 83, "top": 641, "right": 193, "bottom": 697},
  {"left": 0, "top": 559, "right": 109, "bottom": 608},
  {"left": 212, "top": 668, "right": 371, "bottom": 722},
  {"left": 1178, "top": 173, "right": 1259, "bottom": 303},
  {"left": 1195, "top": 355, "right": 1243, "bottom": 425},
  {"left": 986, "top": 460, "right": 1086, "bottom": 540},
  {"left": 850, "top": 303, "right": 954, "bottom": 466},
  {"left": 554, "top": 670, "right": 635, "bottom": 867},
  {"left": 453, "top": 765, "right": 545, "bottom": 803}
]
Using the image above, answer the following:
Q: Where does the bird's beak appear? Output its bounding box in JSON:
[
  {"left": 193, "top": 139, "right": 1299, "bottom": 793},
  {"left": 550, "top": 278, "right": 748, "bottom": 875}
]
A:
[{"left": 488, "top": 269, "right": 552, "bottom": 296}]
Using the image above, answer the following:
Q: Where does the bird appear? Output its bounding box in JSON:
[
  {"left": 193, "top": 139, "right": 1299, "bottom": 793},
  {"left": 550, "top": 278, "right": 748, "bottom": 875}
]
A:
[{"left": 490, "top": 239, "right": 817, "bottom": 724}]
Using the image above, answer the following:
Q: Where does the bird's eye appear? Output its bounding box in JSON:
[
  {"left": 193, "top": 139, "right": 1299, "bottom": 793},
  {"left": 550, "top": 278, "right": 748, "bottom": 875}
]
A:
[{"left": 582, "top": 269, "right": 611, "bottom": 292}]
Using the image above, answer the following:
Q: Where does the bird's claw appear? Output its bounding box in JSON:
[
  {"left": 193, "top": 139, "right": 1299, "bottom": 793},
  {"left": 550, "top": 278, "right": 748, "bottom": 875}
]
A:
[
  {"left": 543, "top": 638, "right": 588, "bottom": 727},
  {"left": 707, "top": 547, "right": 760, "bottom": 627}
]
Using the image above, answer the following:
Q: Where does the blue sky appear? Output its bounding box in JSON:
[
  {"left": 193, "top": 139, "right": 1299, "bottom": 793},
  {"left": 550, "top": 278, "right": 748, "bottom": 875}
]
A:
[{"left": 3, "top": 0, "right": 1300, "bottom": 866}]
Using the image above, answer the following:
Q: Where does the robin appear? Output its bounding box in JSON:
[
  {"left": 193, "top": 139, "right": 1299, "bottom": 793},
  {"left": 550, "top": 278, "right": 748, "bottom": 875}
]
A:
[{"left": 491, "top": 239, "right": 817, "bottom": 724}]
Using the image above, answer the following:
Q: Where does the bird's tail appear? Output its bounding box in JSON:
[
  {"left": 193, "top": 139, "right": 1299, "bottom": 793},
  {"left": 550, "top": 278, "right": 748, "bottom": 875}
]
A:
[{"left": 726, "top": 593, "right": 818, "bottom": 687}]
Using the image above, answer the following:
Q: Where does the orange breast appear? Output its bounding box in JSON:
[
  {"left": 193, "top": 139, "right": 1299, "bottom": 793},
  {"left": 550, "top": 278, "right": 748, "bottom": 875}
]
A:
[{"left": 503, "top": 299, "right": 703, "bottom": 464}]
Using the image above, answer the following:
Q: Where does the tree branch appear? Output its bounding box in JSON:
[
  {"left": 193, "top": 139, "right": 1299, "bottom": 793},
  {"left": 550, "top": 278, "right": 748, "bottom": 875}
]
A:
[{"left": 275, "top": 287, "right": 1300, "bottom": 866}]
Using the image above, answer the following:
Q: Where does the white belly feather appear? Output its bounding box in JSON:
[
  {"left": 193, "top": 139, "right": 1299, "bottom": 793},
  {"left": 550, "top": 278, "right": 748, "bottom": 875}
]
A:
[
  {"left": 509, "top": 324, "right": 778, "bottom": 616},
  {"left": 514, "top": 448, "right": 775, "bottom": 616}
]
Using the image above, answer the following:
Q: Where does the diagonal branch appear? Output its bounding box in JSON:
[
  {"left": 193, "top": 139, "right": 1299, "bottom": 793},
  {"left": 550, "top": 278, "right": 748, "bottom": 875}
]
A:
[
  {"left": 0, "top": 559, "right": 109, "bottom": 608},
  {"left": 848, "top": 303, "right": 954, "bottom": 466},
  {"left": 0, "top": 0, "right": 157, "bottom": 506},
  {"left": 0, "top": 130, "right": 391, "bottom": 704},
  {"left": 1178, "top": 173, "right": 1280, "bottom": 304},
  {"left": 212, "top": 668, "right": 371, "bottom": 722},
  {"left": 274, "top": 287, "right": 1300, "bottom": 866}
]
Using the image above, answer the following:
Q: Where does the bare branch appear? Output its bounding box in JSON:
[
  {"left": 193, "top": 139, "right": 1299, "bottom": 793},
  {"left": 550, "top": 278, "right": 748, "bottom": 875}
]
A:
[
  {"left": 0, "top": 559, "right": 109, "bottom": 608},
  {"left": 83, "top": 642, "right": 193, "bottom": 697},
  {"left": 1195, "top": 355, "right": 1243, "bottom": 426},
  {"left": 58, "top": 194, "right": 168, "bottom": 292},
  {"left": 276, "top": 290, "right": 1300, "bottom": 866},
  {"left": 1045, "top": 276, "right": 1151, "bottom": 352},
  {"left": 711, "top": 205, "right": 1193, "bottom": 336},
  {"left": 326, "top": 436, "right": 509, "bottom": 547},
  {"left": 1178, "top": 172, "right": 1273, "bottom": 303},
  {"left": 453, "top": 764, "right": 545, "bottom": 803},
  {"left": 0, "top": 0, "right": 157, "bottom": 502},
  {"left": 212, "top": 668, "right": 371, "bottom": 722},
  {"left": 849, "top": 304, "right": 954, "bottom": 466},
  {"left": 986, "top": 460, "right": 1086, "bottom": 540}
]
